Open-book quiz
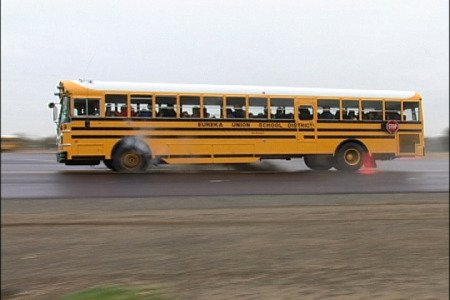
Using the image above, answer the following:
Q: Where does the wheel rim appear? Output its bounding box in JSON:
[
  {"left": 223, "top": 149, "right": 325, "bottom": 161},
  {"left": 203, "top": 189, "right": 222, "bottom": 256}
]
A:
[
  {"left": 122, "top": 151, "right": 141, "bottom": 169},
  {"left": 343, "top": 148, "right": 361, "bottom": 166}
]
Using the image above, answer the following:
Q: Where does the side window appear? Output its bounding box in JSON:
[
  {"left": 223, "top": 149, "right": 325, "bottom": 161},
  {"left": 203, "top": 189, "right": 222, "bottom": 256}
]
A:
[
  {"left": 298, "top": 105, "right": 314, "bottom": 120},
  {"left": 73, "top": 99, "right": 86, "bottom": 116},
  {"left": 403, "top": 102, "right": 420, "bottom": 121},
  {"left": 203, "top": 96, "right": 223, "bottom": 118},
  {"left": 105, "top": 94, "right": 127, "bottom": 117},
  {"left": 73, "top": 98, "right": 100, "bottom": 117},
  {"left": 342, "top": 100, "right": 360, "bottom": 120},
  {"left": 270, "top": 98, "right": 294, "bottom": 120},
  {"left": 180, "top": 96, "right": 200, "bottom": 118},
  {"left": 226, "top": 97, "right": 246, "bottom": 119},
  {"left": 362, "top": 100, "right": 383, "bottom": 121},
  {"left": 156, "top": 96, "right": 177, "bottom": 118},
  {"left": 385, "top": 101, "right": 401, "bottom": 120},
  {"left": 318, "top": 99, "right": 339, "bottom": 120},
  {"left": 248, "top": 97, "right": 268, "bottom": 119},
  {"left": 132, "top": 95, "right": 153, "bottom": 118}
]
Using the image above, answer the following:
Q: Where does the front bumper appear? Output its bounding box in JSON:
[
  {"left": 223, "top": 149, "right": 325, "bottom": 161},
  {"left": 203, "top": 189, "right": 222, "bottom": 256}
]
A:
[{"left": 56, "top": 151, "right": 67, "bottom": 163}]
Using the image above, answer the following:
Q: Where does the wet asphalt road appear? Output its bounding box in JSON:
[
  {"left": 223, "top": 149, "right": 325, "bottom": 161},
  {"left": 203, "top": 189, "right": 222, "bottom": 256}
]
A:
[{"left": 1, "top": 152, "right": 448, "bottom": 199}]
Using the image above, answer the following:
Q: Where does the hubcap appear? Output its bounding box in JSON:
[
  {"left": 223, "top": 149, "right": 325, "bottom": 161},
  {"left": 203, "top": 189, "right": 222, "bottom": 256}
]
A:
[
  {"left": 122, "top": 152, "right": 140, "bottom": 169},
  {"left": 344, "top": 149, "right": 360, "bottom": 166}
]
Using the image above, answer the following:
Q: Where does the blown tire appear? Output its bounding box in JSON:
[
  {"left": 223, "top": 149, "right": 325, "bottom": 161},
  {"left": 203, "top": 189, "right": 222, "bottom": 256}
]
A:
[{"left": 112, "top": 142, "right": 149, "bottom": 173}]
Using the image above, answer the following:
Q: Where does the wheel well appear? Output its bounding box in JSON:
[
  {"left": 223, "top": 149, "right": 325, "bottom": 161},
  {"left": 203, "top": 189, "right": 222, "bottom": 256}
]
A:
[
  {"left": 334, "top": 139, "right": 368, "bottom": 156},
  {"left": 111, "top": 137, "right": 151, "bottom": 158}
]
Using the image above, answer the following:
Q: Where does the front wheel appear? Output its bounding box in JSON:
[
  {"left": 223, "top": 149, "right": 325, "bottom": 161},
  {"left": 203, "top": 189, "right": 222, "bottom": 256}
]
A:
[
  {"left": 334, "top": 142, "right": 365, "bottom": 171},
  {"left": 112, "top": 144, "right": 149, "bottom": 173}
]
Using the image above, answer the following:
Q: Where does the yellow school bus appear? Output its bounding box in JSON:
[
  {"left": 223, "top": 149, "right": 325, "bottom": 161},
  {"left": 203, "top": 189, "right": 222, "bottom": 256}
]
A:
[{"left": 48, "top": 79, "right": 424, "bottom": 172}]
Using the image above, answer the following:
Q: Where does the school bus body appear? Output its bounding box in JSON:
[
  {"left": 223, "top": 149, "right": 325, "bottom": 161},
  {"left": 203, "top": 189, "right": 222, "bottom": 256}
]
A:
[{"left": 51, "top": 80, "right": 424, "bottom": 171}]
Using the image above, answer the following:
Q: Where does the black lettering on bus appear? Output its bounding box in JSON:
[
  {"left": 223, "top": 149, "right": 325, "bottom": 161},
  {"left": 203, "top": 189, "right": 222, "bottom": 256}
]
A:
[
  {"left": 298, "top": 122, "right": 314, "bottom": 128},
  {"left": 232, "top": 122, "right": 250, "bottom": 128},
  {"left": 198, "top": 122, "right": 223, "bottom": 128},
  {"left": 258, "top": 123, "right": 282, "bottom": 128}
]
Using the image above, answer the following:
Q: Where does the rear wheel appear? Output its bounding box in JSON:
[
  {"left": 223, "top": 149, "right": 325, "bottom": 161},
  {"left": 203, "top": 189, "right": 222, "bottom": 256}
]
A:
[
  {"left": 334, "top": 142, "right": 365, "bottom": 171},
  {"left": 112, "top": 143, "right": 149, "bottom": 173},
  {"left": 304, "top": 155, "right": 333, "bottom": 171}
]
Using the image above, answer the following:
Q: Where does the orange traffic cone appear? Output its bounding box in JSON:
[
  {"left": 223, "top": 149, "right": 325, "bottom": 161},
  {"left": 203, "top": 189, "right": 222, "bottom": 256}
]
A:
[{"left": 363, "top": 153, "right": 377, "bottom": 168}]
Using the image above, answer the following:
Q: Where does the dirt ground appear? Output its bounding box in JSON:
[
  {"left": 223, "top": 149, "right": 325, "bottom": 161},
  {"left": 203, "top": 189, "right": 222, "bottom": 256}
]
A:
[{"left": 1, "top": 193, "right": 449, "bottom": 299}]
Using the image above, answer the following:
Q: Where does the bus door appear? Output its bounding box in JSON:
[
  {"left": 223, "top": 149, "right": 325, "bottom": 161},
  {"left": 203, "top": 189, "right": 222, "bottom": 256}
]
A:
[{"left": 295, "top": 100, "right": 317, "bottom": 146}]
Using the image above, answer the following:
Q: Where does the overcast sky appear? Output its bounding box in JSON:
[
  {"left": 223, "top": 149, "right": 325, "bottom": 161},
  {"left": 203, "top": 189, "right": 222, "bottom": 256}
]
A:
[{"left": 1, "top": 0, "right": 448, "bottom": 137}]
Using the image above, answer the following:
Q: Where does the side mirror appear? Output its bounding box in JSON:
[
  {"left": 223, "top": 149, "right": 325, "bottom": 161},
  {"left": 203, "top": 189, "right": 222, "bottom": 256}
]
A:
[{"left": 48, "top": 102, "right": 58, "bottom": 123}]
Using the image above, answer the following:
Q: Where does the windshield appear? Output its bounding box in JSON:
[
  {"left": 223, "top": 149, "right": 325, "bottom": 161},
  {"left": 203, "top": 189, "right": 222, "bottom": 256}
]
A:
[{"left": 59, "top": 96, "right": 71, "bottom": 124}]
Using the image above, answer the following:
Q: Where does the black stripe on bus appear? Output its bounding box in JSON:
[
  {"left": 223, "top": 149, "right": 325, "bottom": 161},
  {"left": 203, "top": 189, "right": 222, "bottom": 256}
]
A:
[
  {"left": 72, "top": 155, "right": 105, "bottom": 160},
  {"left": 158, "top": 154, "right": 212, "bottom": 159},
  {"left": 318, "top": 128, "right": 383, "bottom": 132},
  {"left": 158, "top": 154, "right": 302, "bottom": 159},
  {"left": 160, "top": 154, "right": 256, "bottom": 159},
  {"left": 71, "top": 135, "right": 297, "bottom": 139},
  {"left": 317, "top": 128, "right": 422, "bottom": 133},
  {"left": 71, "top": 126, "right": 300, "bottom": 132},
  {"left": 72, "top": 117, "right": 422, "bottom": 125},
  {"left": 214, "top": 154, "right": 255, "bottom": 158},
  {"left": 71, "top": 126, "right": 420, "bottom": 133},
  {"left": 317, "top": 135, "right": 395, "bottom": 139},
  {"left": 397, "top": 129, "right": 423, "bottom": 132},
  {"left": 71, "top": 117, "right": 296, "bottom": 123},
  {"left": 317, "top": 120, "right": 422, "bottom": 125}
]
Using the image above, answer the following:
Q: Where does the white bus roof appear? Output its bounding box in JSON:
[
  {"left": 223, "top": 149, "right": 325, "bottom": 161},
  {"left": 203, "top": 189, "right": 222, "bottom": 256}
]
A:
[{"left": 71, "top": 80, "right": 417, "bottom": 99}]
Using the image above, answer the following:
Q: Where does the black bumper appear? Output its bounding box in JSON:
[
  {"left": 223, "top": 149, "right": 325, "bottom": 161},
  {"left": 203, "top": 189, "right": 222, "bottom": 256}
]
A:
[
  {"left": 57, "top": 151, "right": 102, "bottom": 165},
  {"left": 56, "top": 151, "right": 67, "bottom": 163}
]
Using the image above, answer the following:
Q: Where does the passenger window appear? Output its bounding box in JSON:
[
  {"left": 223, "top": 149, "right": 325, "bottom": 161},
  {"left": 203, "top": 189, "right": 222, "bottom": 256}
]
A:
[
  {"left": 226, "top": 97, "right": 246, "bottom": 118},
  {"left": 270, "top": 98, "right": 294, "bottom": 120},
  {"left": 248, "top": 97, "right": 268, "bottom": 119},
  {"left": 403, "top": 102, "right": 420, "bottom": 121},
  {"left": 132, "top": 95, "right": 153, "bottom": 118},
  {"left": 203, "top": 96, "right": 223, "bottom": 118},
  {"left": 385, "top": 101, "right": 401, "bottom": 120},
  {"left": 73, "top": 99, "right": 85, "bottom": 116},
  {"left": 362, "top": 100, "right": 383, "bottom": 121},
  {"left": 105, "top": 94, "right": 127, "bottom": 117},
  {"left": 342, "top": 100, "right": 360, "bottom": 120},
  {"left": 299, "top": 105, "right": 314, "bottom": 120},
  {"left": 318, "top": 99, "right": 339, "bottom": 120},
  {"left": 74, "top": 98, "right": 100, "bottom": 117},
  {"left": 156, "top": 96, "right": 177, "bottom": 118},
  {"left": 180, "top": 96, "right": 200, "bottom": 118}
]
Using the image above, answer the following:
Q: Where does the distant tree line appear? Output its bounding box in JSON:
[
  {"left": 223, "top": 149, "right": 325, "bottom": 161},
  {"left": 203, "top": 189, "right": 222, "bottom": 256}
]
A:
[
  {"left": 6, "top": 135, "right": 58, "bottom": 150},
  {"left": 425, "top": 128, "right": 449, "bottom": 152}
]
